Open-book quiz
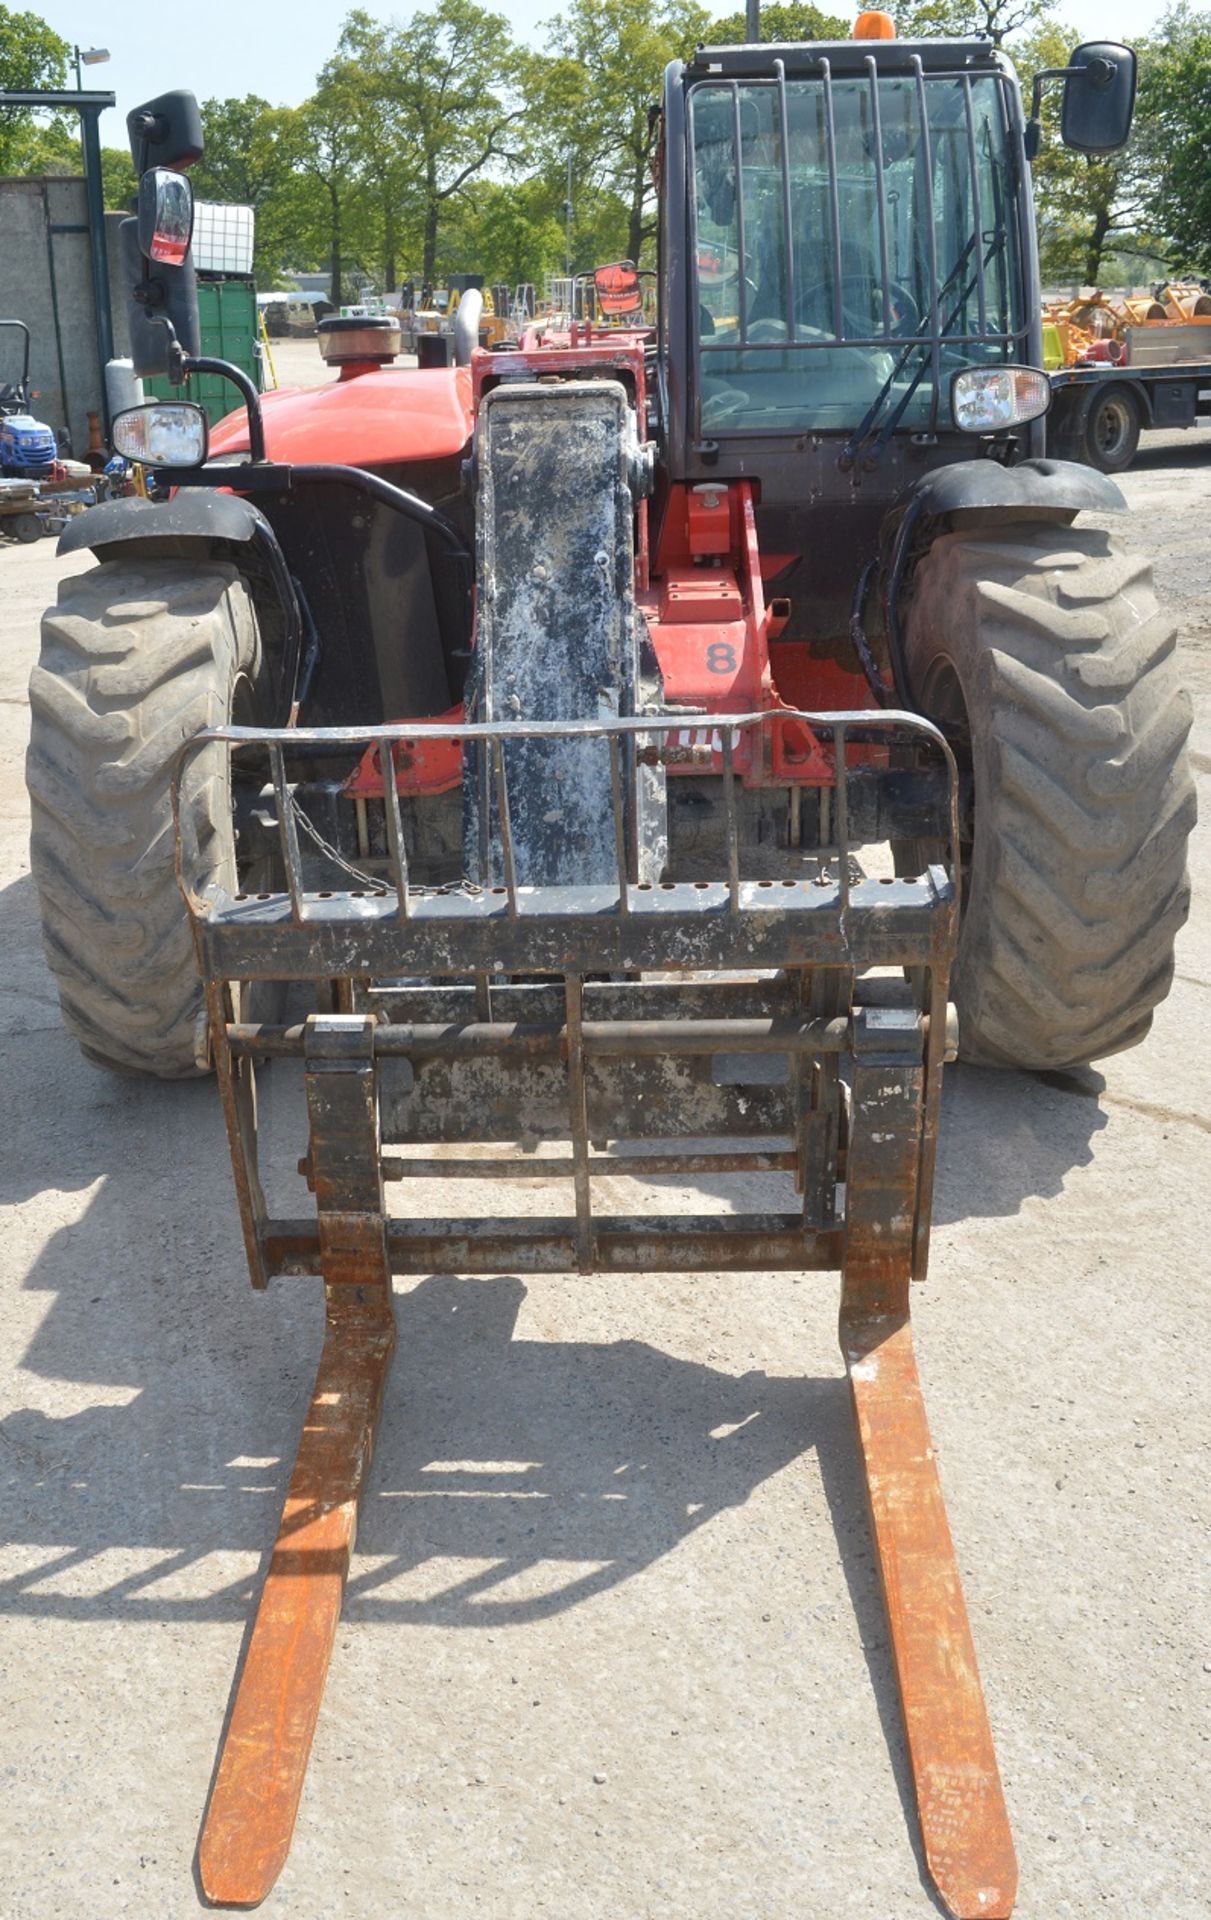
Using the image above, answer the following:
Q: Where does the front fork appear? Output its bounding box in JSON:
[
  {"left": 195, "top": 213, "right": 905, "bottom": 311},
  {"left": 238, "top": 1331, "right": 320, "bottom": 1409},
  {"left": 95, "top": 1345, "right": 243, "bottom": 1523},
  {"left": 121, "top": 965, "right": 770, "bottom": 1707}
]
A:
[{"left": 198, "top": 1001, "right": 1014, "bottom": 1917}]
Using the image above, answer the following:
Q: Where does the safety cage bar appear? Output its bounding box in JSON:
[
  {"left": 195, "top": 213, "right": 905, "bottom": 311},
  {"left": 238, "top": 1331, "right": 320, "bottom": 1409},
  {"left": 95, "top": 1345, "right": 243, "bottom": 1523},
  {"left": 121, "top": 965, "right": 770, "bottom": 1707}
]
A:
[
  {"left": 176, "top": 706, "right": 959, "bottom": 1292},
  {"left": 175, "top": 706, "right": 961, "bottom": 961}
]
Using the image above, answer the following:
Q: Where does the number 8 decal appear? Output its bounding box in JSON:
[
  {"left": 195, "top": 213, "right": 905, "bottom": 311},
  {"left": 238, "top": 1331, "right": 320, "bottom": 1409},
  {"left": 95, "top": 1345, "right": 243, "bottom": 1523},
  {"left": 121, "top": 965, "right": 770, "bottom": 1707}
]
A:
[{"left": 706, "top": 641, "right": 737, "bottom": 674}]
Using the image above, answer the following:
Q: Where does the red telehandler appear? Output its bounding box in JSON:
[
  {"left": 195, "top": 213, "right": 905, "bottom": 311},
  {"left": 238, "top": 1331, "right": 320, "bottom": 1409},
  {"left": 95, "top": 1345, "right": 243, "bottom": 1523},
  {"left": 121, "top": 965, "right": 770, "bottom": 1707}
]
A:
[{"left": 25, "top": 16, "right": 1192, "bottom": 1914}]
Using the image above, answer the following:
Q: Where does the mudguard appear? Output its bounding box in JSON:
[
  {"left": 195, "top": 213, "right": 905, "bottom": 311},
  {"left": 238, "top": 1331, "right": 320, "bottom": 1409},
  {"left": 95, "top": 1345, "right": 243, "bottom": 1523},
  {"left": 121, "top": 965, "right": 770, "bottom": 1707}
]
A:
[
  {"left": 879, "top": 458, "right": 1126, "bottom": 711},
  {"left": 58, "top": 490, "right": 271, "bottom": 557},
  {"left": 901, "top": 455, "right": 1125, "bottom": 520},
  {"left": 58, "top": 490, "right": 302, "bottom": 717}
]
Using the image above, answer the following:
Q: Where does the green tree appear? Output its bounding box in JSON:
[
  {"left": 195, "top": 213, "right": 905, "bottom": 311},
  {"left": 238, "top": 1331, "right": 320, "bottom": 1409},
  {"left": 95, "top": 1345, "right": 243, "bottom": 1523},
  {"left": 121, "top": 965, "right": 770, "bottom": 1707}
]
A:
[
  {"left": 1138, "top": 6, "right": 1211, "bottom": 274},
  {"left": 334, "top": 2, "right": 527, "bottom": 287},
  {"left": 100, "top": 146, "right": 137, "bottom": 211},
  {"left": 323, "top": 13, "right": 421, "bottom": 291},
  {"left": 451, "top": 177, "right": 567, "bottom": 288},
  {"left": 191, "top": 97, "right": 306, "bottom": 283},
  {"left": 544, "top": 0, "right": 708, "bottom": 268},
  {"left": 898, "top": 0, "right": 1050, "bottom": 40},
  {"left": 0, "top": 113, "right": 135, "bottom": 209},
  {"left": 705, "top": 6, "right": 848, "bottom": 41},
  {"left": 0, "top": 3, "right": 69, "bottom": 172},
  {"left": 1, "top": 114, "right": 74, "bottom": 175},
  {"left": 295, "top": 69, "right": 377, "bottom": 305},
  {"left": 322, "top": 15, "right": 413, "bottom": 291}
]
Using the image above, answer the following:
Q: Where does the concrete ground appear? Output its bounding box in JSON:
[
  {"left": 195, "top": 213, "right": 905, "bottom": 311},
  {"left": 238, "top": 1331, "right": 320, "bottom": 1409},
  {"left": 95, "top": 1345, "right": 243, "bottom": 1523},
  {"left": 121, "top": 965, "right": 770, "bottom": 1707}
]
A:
[
  {"left": 263, "top": 333, "right": 419, "bottom": 390},
  {"left": 0, "top": 433, "right": 1208, "bottom": 1920},
  {"left": 262, "top": 333, "right": 343, "bottom": 389}
]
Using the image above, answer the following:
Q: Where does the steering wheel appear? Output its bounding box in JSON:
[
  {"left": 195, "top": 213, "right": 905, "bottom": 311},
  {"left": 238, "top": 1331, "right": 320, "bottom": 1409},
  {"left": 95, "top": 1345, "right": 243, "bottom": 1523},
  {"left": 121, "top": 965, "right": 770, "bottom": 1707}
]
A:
[{"left": 794, "top": 274, "right": 921, "bottom": 340}]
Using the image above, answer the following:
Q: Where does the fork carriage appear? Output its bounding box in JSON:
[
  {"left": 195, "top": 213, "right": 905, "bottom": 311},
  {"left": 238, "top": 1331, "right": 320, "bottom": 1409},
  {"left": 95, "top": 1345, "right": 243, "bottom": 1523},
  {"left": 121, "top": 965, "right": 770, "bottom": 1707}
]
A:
[
  {"left": 181, "top": 709, "right": 1015, "bottom": 1918},
  {"left": 187, "top": 709, "right": 958, "bottom": 1292}
]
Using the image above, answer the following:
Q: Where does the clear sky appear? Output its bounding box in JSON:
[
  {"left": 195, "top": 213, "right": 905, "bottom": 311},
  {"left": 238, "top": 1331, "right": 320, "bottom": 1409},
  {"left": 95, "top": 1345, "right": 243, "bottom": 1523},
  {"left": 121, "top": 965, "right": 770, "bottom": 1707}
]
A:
[{"left": 39, "top": 0, "right": 1170, "bottom": 143}]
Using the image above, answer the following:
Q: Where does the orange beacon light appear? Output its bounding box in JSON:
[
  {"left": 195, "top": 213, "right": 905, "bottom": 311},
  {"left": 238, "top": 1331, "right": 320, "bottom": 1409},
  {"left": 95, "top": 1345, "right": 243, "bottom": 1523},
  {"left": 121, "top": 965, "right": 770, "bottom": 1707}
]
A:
[{"left": 854, "top": 11, "right": 897, "bottom": 38}]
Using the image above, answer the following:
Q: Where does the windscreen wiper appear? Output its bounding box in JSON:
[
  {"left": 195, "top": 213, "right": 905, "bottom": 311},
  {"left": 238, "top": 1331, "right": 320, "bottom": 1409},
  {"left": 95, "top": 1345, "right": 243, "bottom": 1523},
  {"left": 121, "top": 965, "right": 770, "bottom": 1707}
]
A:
[
  {"left": 864, "top": 231, "right": 1010, "bottom": 468},
  {"left": 839, "top": 231, "right": 982, "bottom": 471}
]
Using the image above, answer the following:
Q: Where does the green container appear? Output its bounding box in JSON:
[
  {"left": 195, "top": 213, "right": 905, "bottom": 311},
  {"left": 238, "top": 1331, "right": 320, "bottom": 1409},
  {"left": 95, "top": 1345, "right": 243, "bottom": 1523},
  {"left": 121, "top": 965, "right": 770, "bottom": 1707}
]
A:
[{"left": 147, "top": 276, "right": 261, "bottom": 426}]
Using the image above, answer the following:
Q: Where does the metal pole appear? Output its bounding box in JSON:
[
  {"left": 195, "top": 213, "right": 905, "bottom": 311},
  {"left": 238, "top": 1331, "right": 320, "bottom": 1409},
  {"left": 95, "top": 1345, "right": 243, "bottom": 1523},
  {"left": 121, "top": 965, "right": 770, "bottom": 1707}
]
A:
[
  {"left": 746, "top": 0, "right": 761, "bottom": 41},
  {"left": 80, "top": 104, "right": 114, "bottom": 436},
  {"left": 565, "top": 150, "right": 573, "bottom": 278}
]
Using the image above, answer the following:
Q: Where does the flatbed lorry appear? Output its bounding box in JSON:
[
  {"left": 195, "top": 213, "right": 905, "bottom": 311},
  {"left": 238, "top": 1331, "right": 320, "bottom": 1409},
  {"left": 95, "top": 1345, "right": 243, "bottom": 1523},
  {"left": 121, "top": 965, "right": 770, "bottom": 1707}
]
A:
[{"left": 1049, "top": 325, "right": 1211, "bottom": 471}]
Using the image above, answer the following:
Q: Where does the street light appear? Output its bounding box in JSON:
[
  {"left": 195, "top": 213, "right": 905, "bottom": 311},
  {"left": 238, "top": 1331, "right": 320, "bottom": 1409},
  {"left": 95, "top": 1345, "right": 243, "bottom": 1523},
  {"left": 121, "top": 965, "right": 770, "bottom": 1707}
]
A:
[{"left": 73, "top": 47, "right": 110, "bottom": 89}]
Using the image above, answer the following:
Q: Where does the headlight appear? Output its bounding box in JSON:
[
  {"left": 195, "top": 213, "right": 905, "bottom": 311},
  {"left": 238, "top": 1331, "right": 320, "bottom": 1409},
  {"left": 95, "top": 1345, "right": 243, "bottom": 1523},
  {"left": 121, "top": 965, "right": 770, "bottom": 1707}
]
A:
[
  {"left": 951, "top": 365, "right": 1051, "bottom": 432},
  {"left": 111, "top": 401, "right": 209, "bottom": 468}
]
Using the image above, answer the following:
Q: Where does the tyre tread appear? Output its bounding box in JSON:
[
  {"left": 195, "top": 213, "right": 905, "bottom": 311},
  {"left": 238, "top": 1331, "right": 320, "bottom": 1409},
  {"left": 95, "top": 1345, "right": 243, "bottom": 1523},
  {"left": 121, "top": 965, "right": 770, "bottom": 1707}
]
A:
[
  {"left": 905, "top": 523, "right": 1195, "bottom": 1068},
  {"left": 26, "top": 558, "right": 257, "bottom": 1077}
]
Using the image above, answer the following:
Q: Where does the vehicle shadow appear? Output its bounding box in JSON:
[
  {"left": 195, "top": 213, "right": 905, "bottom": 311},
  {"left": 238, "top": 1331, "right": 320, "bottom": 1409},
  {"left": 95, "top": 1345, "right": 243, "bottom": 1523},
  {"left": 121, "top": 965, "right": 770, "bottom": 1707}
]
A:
[
  {"left": 932, "top": 1058, "right": 1107, "bottom": 1224},
  {"left": 345, "top": 1274, "right": 809, "bottom": 1619},
  {"left": 613, "top": 1057, "right": 1107, "bottom": 1227},
  {"left": 0, "top": 1236, "right": 941, "bottom": 1906},
  {"left": 1120, "top": 433, "right": 1211, "bottom": 474},
  {"left": 0, "top": 870, "right": 65, "bottom": 1066},
  {"left": 1, "top": 1234, "right": 844, "bottom": 1637},
  {"left": 4, "top": 1003, "right": 1034, "bottom": 1915}
]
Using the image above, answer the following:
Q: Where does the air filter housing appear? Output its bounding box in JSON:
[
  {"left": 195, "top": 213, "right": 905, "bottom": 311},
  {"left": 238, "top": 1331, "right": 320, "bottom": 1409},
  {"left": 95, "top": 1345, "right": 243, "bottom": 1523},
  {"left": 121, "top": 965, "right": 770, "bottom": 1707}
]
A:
[{"left": 316, "top": 314, "right": 401, "bottom": 366}]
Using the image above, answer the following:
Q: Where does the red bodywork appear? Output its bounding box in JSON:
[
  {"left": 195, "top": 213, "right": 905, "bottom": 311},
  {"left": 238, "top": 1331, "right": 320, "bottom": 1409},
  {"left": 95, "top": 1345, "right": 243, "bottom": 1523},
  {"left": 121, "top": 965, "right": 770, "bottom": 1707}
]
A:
[
  {"left": 208, "top": 364, "right": 475, "bottom": 465},
  {"left": 214, "top": 342, "right": 878, "bottom": 800}
]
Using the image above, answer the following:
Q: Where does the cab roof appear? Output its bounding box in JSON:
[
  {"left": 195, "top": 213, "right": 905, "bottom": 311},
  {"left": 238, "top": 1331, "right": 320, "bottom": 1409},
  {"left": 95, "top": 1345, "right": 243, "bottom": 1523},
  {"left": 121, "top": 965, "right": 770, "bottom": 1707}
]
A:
[{"left": 685, "top": 39, "right": 1012, "bottom": 79}]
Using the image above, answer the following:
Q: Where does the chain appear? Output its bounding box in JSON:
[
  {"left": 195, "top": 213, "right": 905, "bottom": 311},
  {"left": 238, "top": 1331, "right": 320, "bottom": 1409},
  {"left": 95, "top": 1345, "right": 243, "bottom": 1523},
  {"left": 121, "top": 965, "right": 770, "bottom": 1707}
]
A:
[{"left": 289, "top": 795, "right": 384, "bottom": 892}]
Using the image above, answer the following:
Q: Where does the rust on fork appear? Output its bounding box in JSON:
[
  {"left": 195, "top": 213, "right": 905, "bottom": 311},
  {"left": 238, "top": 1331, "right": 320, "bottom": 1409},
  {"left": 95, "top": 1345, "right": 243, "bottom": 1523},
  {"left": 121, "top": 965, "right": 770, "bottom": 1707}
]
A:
[
  {"left": 198, "top": 1302, "right": 395, "bottom": 1908},
  {"left": 843, "top": 1311, "right": 1017, "bottom": 1920}
]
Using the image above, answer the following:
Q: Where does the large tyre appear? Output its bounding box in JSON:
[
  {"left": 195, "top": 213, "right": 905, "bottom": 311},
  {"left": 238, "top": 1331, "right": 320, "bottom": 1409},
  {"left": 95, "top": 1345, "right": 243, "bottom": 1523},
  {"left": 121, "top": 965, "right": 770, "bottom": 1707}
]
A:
[
  {"left": 27, "top": 559, "right": 263, "bottom": 1077},
  {"left": 903, "top": 523, "right": 1195, "bottom": 1070}
]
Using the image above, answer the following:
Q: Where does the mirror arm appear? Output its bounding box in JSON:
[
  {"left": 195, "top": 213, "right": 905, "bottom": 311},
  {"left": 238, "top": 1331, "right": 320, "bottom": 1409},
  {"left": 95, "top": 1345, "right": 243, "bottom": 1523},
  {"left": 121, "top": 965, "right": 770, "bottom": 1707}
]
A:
[
  {"left": 132, "top": 266, "right": 183, "bottom": 338},
  {"left": 1029, "top": 66, "right": 1070, "bottom": 120},
  {"left": 1025, "top": 65, "right": 1075, "bottom": 160},
  {"left": 128, "top": 108, "right": 165, "bottom": 178},
  {"left": 183, "top": 354, "right": 267, "bottom": 463},
  {"left": 140, "top": 323, "right": 267, "bottom": 464}
]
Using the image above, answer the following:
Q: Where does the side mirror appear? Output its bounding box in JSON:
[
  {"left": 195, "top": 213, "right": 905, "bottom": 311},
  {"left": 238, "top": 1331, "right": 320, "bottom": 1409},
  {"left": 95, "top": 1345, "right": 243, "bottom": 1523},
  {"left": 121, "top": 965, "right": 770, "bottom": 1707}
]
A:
[
  {"left": 120, "top": 216, "right": 201, "bottom": 378},
  {"left": 126, "top": 89, "right": 204, "bottom": 175},
  {"left": 1025, "top": 42, "right": 1136, "bottom": 161},
  {"left": 137, "top": 168, "right": 194, "bottom": 266},
  {"left": 1061, "top": 42, "right": 1137, "bottom": 154},
  {"left": 123, "top": 91, "right": 203, "bottom": 377}
]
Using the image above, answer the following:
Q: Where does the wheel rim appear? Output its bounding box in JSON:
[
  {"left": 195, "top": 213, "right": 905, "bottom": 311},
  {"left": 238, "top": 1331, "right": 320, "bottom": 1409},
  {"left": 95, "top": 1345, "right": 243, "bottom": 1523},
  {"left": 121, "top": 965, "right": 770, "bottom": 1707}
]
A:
[
  {"left": 1094, "top": 397, "right": 1131, "bottom": 460},
  {"left": 917, "top": 655, "right": 975, "bottom": 898},
  {"left": 229, "top": 666, "right": 278, "bottom": 891},
  {"left": 919, "top": 656, "right": 969, "bottom": 745}
]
